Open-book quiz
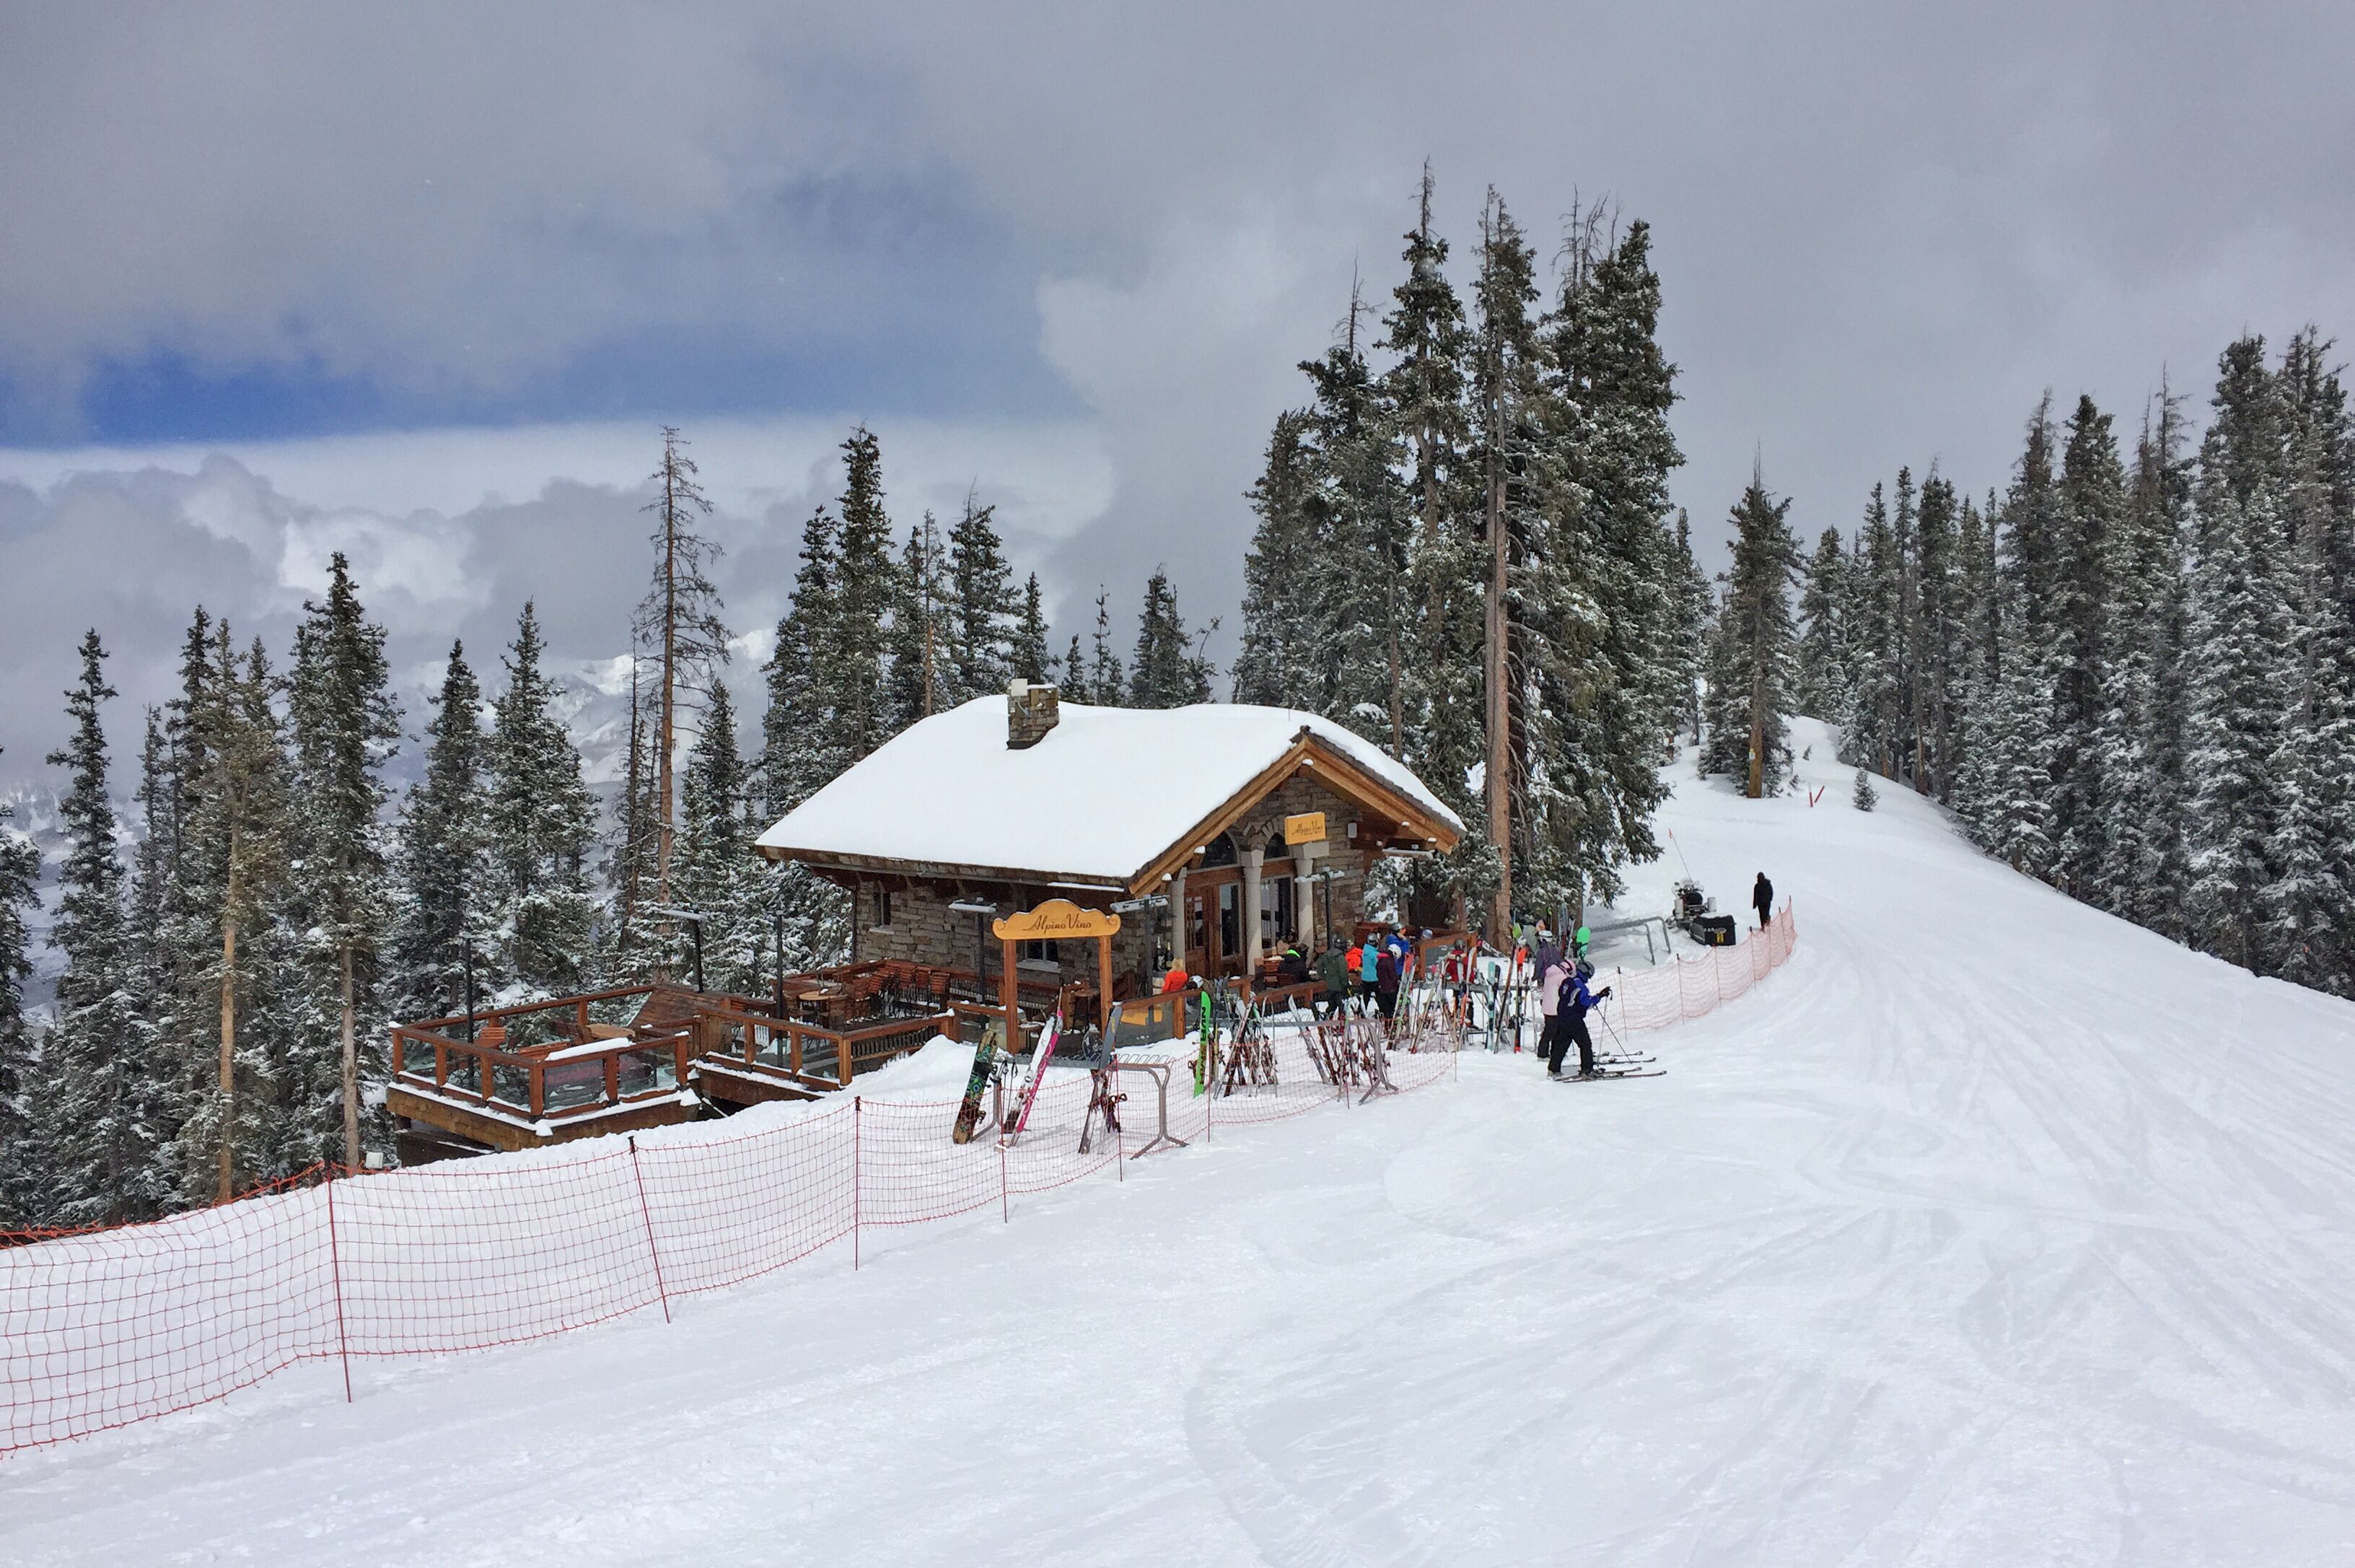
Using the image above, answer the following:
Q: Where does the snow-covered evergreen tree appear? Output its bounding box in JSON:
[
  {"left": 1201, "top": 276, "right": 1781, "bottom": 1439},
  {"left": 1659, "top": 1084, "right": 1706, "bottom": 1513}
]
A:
[
  {"left": 390, "top": 641, "right": 491, "bottom": 1022},
  {"left": 2263, "top": 331, "right": 2355, "bottom": 989},
  {"left": 757, "top": 508, "right": 851, "bottom": 969},
  {"left": 763, "top": 506, "right": 842, "bottom": 816},
  {"left": 1130, "top": 569, "right": 1212, "bottom": 708},
  {"left": 1913, "top": 470, "right": 1962, "bottom": 798},
  {"left": 1956, "top": 400, "right": 2064, "bottom": 872},
  {"left": 670, "top": 680, "right": 768, "bottom": 994},
  {"left": 1669, "top": 511, "right": 1712, "bottom": 747},
  {"left": 1794, "top": 526, "right": 1850, "bottom": 721},
  {"left": 1953, "top": 577, "right": 2058, "bottom": 877},
  {"left": 1843, "top": 482, "right": 1901, "bottom": 774},
  {"left": 884, "top": 512, "right": 947, "bottom": 730},
  {"left": 484, "top": 604, "right": 599, "bottom": 1003},
  {"left": 2095, "top": 387, "right": 2193, "bottom": 932},
  {"left": 1297, "top": 308, "right": 1408, "bottom": 749},
  {"left": 831, "top": 426, "right": 895, "bottom": 762},
  {"left": 42, "top": 635, "right": 157, "bottom": 1225},
  {"left": 0, "top": 748, "right": 38, "bottom": 1229},
  {"left": 1232, "top": 408, "right": 1321, "bottom": 709},
  {"left": 2048, "top": 396, "right": 2122, "bottom": 898},
  {"left": 1009, "top": 574, "right": 1053, "bottom": 686},
  {"left": 171, "top": 626, "right": 299, "bottom": 1203},
  {"left": 1087, "top": 591, "right": 1126, "bottom": 706},
  {"left": 1519, "top": 212, "right": 1683, "bottom": 908},
  {"left": 286, "top": 552, "right": 400, "bottom": 1168},
  {"left": 1716, "top": 472, "right": 1802, "bottom": 797},
  {"left": 945, "top": 491, "right": 1015, "bottom": 704}
]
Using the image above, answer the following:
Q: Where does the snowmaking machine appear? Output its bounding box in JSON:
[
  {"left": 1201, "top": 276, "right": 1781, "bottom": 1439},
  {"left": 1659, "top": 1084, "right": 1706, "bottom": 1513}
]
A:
[{"left": 1671, "top": 879, "right": 1737, "bottom": 947}]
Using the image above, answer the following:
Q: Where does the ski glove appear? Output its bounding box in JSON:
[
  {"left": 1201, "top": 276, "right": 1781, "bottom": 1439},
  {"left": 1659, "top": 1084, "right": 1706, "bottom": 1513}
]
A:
[{"left": 1597, "top": 986, "right": 1613, "bottom": 999}]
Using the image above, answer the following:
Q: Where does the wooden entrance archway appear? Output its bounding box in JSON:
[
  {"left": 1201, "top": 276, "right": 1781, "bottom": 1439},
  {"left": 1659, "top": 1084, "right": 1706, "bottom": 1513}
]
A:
[{"left": 991, "top": 899, "right": 1121, "bottom": 1044}]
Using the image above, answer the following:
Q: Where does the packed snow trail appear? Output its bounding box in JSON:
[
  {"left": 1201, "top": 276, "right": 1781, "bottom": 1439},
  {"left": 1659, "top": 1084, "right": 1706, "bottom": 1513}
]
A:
[{"left": 9, "top": 719, "right": 2355, "bottom": 1564}]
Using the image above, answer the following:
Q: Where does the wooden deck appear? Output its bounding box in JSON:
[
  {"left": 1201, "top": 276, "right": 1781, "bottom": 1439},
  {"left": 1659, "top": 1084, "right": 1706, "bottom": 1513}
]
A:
[{"left": 387, "top": 963, "right": 1013, "bottom": 1153}]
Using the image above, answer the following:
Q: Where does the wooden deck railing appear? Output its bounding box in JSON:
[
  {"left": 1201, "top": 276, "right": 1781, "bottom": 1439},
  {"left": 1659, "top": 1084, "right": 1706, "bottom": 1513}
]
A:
[
  {"left": 389, "top": 1023, "right": 698, "bottom": 1123},
  {"left": 692, "top": 1001, "right": 958, "bottom": 1090}
]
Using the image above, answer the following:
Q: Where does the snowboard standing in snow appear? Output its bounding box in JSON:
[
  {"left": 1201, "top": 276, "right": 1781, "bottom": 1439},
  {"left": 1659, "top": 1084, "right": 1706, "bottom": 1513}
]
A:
[
  {"left": 952, "top": 1020, "right": 1004, "bottom": 1145},
  {"left": 1193, "top": 984, "right": 1217, "bottom": 1097},
  {"left": 1001, "top": 1006, "right": 1064, "bottom": 1148}
]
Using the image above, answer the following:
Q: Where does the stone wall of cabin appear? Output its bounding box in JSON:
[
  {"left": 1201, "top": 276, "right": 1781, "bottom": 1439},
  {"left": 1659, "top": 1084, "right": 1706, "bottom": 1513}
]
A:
[
  {"left": 1208, "top": 772, "right": 1377, "bottom": 952},
  {"left": 849, "top": 877, "right": 1167, "bottom": 999},
  {"left": 836, "top": 762, "right": 1412, "bottom": 995}
]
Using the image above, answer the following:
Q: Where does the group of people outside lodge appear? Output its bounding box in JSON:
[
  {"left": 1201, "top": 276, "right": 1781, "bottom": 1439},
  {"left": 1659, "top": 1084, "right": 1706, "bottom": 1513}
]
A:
[{"left": 1149, "top": 870, "right": 1779, "bottom": 1066}]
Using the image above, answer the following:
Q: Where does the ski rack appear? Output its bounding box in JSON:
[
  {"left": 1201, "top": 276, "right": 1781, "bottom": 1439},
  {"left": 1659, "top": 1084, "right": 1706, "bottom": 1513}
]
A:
[{"left": 1113, "top": 1058, "right": 1190, "bottom": 1160}]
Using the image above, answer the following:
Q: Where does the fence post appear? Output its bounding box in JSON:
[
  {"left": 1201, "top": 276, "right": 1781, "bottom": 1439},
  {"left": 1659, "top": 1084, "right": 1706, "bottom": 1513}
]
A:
[
  {"left": 627, "top": 1136, "right": 672, "bottom": 1325},
  {"left": 852, "top": 1096, "right": 862, "bottom": 1271},
  {"left": 999, "top": 1142, "right": 1010, "bottom": 1225},
  {"left": 324, "top": 1172, "right": 353, "bottom": 1404}
]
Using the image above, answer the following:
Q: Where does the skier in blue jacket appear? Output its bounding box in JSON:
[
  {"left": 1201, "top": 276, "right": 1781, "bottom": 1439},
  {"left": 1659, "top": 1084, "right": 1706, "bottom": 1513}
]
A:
[{"left": 1547, "top": 962, "right": 1613, "bottom": 1079}]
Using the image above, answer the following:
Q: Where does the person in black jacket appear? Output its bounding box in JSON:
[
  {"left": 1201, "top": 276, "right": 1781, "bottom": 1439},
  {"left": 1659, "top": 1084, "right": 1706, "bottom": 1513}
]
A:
[{"left": 1753, "top": 872, "right": 1774, "bottom": 930}]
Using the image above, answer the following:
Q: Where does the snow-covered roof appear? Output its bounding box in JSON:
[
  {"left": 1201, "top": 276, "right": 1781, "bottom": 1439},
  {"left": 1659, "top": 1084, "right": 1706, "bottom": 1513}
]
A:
[{"left": 755, "top": 695, "right": 1463, "bottom": 890}]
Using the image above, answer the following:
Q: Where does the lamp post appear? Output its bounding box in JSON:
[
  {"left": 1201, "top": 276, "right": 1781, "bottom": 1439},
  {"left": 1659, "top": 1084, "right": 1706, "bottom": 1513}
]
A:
[
  {"left": 1307, "top": 867, "right": 1348, "bottom": 953},
  {"left": 950, "top": 900, "right": 998, "bottom": 1007},
  {"left": 641, "top": 904, "right": 709, "bottom": 996}
]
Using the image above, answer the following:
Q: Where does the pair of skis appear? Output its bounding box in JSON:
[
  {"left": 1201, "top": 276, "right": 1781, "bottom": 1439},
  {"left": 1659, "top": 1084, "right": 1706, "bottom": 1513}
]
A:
[{"left": 952, "top": 1002, "right": 1068, "bottom": 1148}]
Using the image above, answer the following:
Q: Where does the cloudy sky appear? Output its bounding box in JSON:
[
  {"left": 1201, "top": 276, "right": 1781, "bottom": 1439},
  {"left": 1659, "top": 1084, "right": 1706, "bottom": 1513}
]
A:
[{"left": 1, "top": 2, "right": 2349, "bottom": 787}]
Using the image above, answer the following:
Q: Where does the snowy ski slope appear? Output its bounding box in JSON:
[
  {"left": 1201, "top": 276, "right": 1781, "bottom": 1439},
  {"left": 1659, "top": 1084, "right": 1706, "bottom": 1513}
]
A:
[{"left": 7, "top": 718, "right": 2355, "bottom": 1564}]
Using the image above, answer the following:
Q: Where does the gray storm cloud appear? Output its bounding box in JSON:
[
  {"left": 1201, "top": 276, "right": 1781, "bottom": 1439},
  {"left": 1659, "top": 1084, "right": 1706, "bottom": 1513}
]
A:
[{"left": 1, "top": 1, "right": 2349, "bottom": 784}]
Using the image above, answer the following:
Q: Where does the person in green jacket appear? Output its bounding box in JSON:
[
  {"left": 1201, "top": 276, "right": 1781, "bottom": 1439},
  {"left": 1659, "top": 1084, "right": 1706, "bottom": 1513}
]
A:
[{"left": 1315, "top": 941, "right": 1348, "bottom": 1017}]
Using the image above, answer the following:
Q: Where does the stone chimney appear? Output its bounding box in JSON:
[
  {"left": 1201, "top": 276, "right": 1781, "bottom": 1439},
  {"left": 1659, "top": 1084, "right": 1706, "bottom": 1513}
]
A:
[{"left": 1007, "top": 679, "right": 1060, "bottom": 749}]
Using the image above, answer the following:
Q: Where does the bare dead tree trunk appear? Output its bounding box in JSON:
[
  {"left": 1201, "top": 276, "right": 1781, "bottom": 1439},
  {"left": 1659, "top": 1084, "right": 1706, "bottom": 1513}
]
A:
[
  {"left": 655, "top": 454, "right": 678, "bottom": 906},
  {"left": 1747, "top": 674, "right": 1767, "bottom": 800},
  {"left": 1485, "top": 387, "right": 1511, "bottom": 942},
  {"left": 1387, "top": 609, "right": 1405, "bottom": 759},
  {"left": 217, "top": 913, "right": 237, "bottom": 1204},
  {"left": 618, "top": 660, "right": 644, "bottom": 958},
  {"left": 340, "top": 943, "right": 359, "bottom": 1168}
]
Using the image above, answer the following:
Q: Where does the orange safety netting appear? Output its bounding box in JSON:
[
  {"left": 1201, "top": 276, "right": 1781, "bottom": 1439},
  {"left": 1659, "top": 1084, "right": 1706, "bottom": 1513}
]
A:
[
  {"left": 0, "top": 916, "right": 1789, "bottom": 1457},
  {"left": 1598, "top": 903, "right": 1799, "bottom": 1035},
  {"left": 1, "top": 1028, "right": 1450, "bottom": 1453}
]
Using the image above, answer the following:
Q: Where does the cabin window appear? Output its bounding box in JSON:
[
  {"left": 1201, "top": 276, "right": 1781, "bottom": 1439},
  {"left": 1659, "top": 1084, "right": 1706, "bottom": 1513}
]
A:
[
  {"left": 1200, "top": 832, "right": 1237, "bottom": 869},
  {"left": 870, "top": 884, "right": 893, "bottom": 929},
  {"left": 1019, "top": 939, "right": 1061, "bottom": 965}
]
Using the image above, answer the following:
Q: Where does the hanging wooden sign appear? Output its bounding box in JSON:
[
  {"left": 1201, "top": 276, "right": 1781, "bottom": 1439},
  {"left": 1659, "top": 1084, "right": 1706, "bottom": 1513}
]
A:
[
  {"left": 1283, "top": 811, "right": 1328, "bottom": 846},
  {"left": 991, "top": 898, "right": 1121, "bottom": 941}
]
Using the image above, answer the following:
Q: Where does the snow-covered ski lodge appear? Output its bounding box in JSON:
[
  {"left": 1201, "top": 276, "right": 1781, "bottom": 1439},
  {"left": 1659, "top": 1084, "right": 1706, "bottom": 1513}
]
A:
[
  {"left": 755, "top": 685, "right": 1463, "bottom": 989},
  {"left": 385, "top": 686, "right": 1459, "bottom": 1160}
]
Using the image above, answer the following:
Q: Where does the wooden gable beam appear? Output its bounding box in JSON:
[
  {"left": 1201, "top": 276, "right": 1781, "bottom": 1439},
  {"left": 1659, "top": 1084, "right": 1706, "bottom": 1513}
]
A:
[
  {"left": 1121, "top": 730, "right": 1462, "bottom": 895},
  {"left": 1295, "top": 738, "right": 1463, "bottom": 854},
  {"left": 1126, "top": 734, "right": 1317, "bottom": 895}
]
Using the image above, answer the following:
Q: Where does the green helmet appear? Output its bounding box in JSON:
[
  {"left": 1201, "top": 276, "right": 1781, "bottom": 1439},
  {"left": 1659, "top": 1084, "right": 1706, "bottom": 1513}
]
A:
[{"left": 1574, "top": 925, "right": 1592, "bottom": 947}]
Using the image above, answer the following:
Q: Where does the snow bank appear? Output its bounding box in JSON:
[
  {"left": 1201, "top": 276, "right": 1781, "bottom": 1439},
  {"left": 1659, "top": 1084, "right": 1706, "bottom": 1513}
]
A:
[{"left": 18, "top": 726, "right": 2355, "bottom": 1565}]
